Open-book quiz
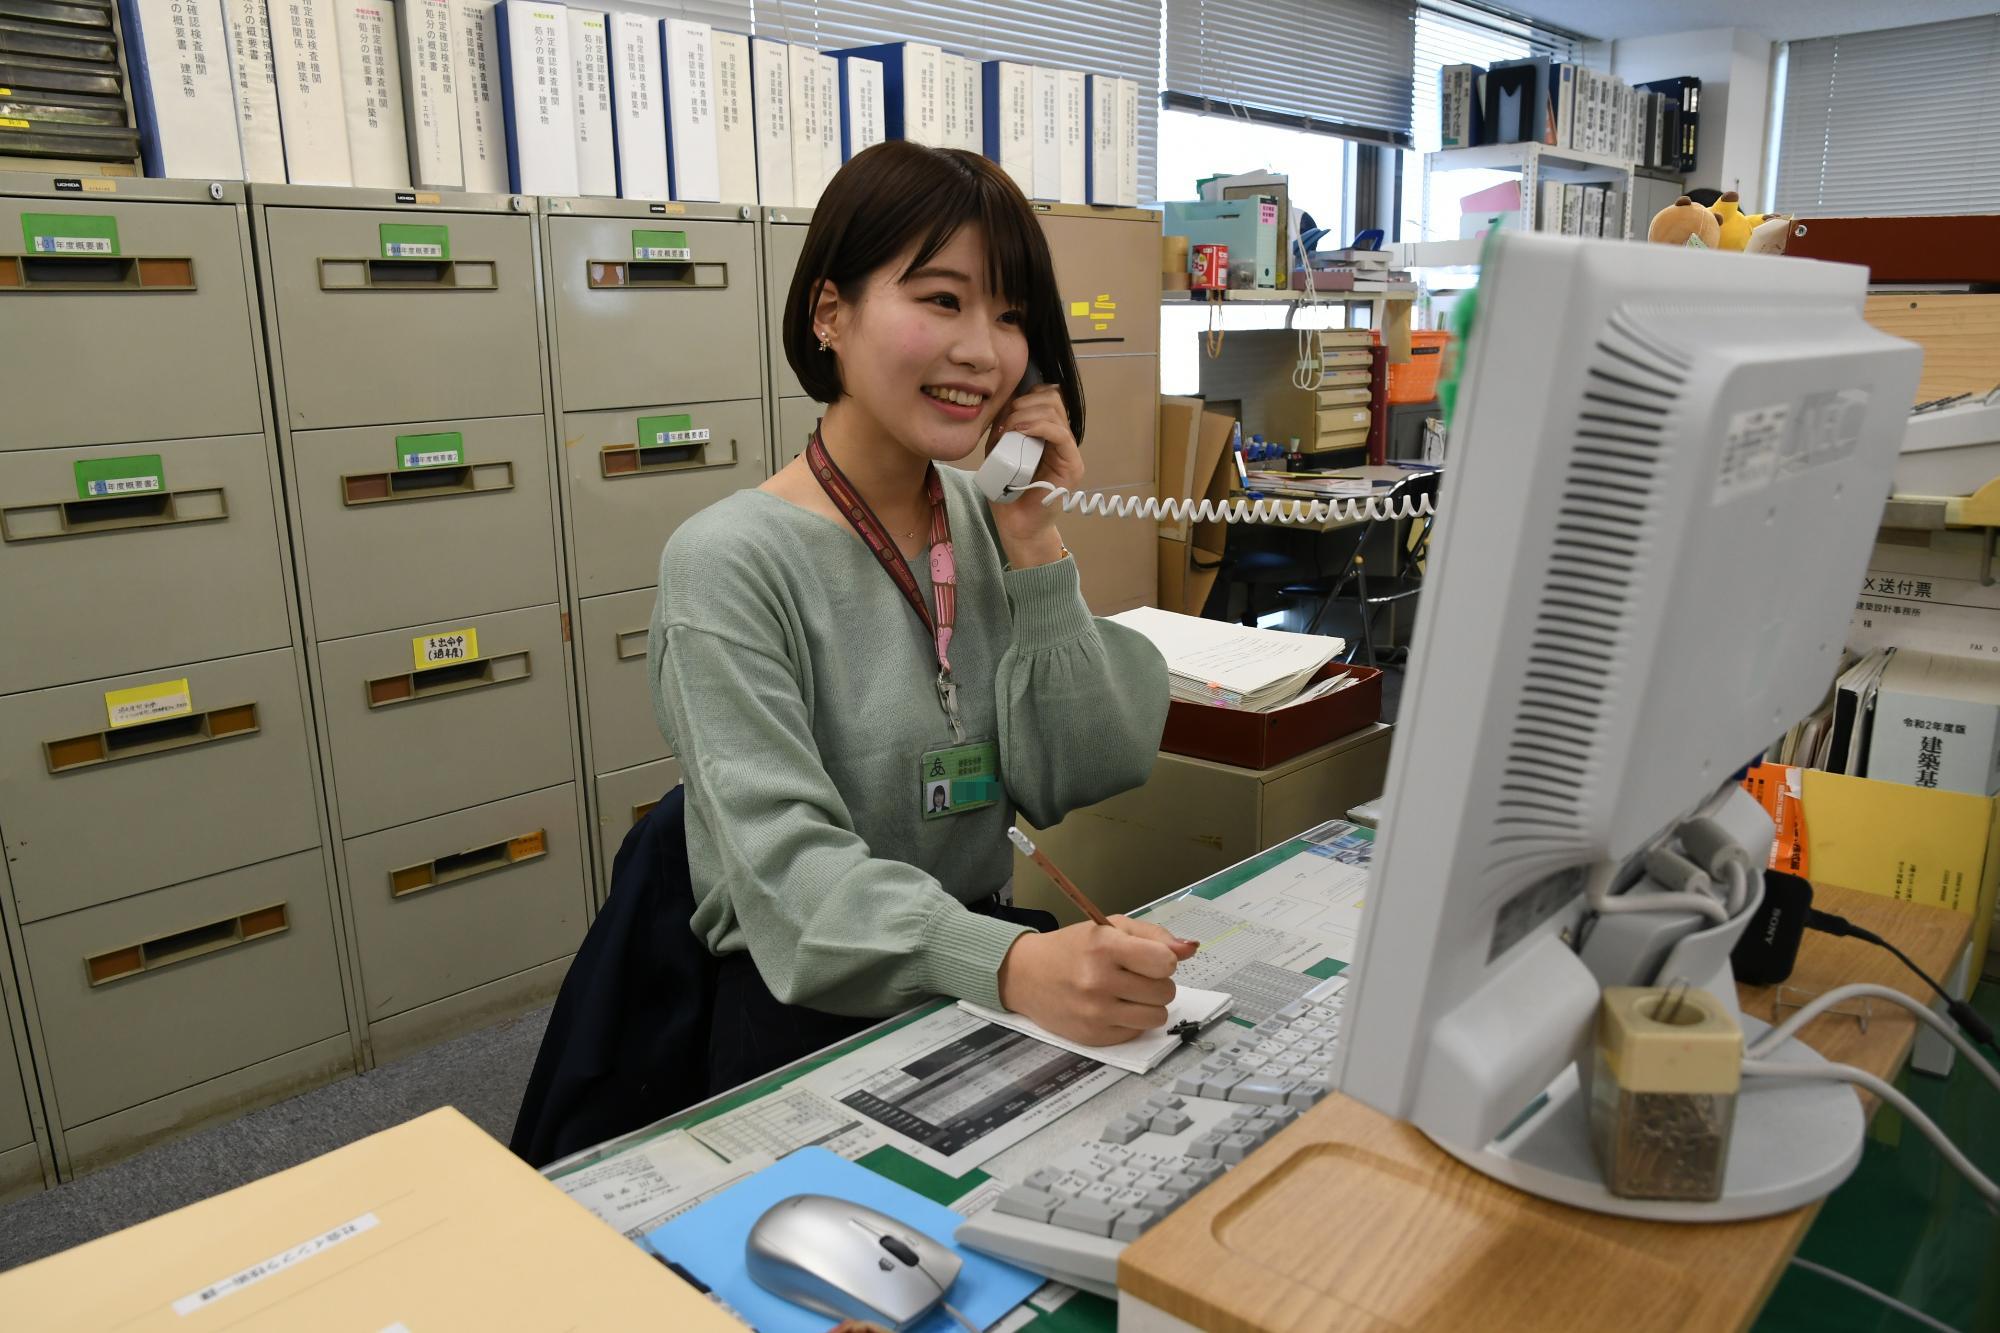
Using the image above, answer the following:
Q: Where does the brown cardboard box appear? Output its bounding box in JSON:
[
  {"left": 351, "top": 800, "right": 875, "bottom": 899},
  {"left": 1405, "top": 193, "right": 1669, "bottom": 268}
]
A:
[
  {"left": 1156, "top": 397, "right": 1235, "bottom": 614},
  {"left": 0, "top": 1108, "right": 739, "bottom": 1331}
]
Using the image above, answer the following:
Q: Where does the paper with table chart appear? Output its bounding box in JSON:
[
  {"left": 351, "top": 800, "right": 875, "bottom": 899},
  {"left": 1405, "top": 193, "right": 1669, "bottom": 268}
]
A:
[{"left": 1108, "top": 607, "right": 1346, "bottom": 710}]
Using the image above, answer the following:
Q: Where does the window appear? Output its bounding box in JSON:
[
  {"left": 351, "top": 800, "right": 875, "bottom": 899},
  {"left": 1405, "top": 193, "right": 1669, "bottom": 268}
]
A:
[
  {"left": 1401, "top": 1, "right": 1582, "bottom": 246},
  {"left": 1773, "top": 15, "right": 2000, "bottom": 218}
]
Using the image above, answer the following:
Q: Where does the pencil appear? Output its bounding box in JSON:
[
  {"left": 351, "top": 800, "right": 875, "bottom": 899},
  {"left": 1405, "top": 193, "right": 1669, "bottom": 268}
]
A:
[{"left": 1006, "top": 827, "right": 1112, "bottom": 927}]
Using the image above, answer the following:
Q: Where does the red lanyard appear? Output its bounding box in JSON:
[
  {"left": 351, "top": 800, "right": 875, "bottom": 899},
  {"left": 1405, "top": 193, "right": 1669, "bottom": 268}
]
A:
[{"left": 806, "top": 427, "right": 965, "bottom": 740}]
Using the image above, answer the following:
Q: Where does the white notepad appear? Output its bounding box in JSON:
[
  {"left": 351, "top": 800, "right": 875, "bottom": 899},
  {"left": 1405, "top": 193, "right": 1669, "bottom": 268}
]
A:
[{"left": 958, "top": 986, "right": 1233, "bottom": 1075}]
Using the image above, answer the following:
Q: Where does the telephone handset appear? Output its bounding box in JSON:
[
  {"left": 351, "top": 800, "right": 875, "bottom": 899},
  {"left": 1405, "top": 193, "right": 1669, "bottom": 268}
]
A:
[{"left": 974, "top": 360, "right": 1436, "bottom": 526}]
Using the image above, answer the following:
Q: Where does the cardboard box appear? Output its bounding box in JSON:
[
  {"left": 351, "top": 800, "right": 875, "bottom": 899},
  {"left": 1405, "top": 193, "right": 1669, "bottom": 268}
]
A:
[
  {"left": 1156, "top": 396, "right": 1234, "bottom": 615},
  {"left": 0, "top": 1108, "right": 738, "bottom": 1330}
]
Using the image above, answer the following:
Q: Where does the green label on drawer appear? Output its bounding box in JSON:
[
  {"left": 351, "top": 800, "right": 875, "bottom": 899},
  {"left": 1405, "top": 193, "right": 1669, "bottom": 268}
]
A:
[
  {"left": 23, "top": 212, "right": 118, "bottom": 255},
  {"left": 638, "top": 413, "right": 710, "bottom": 446},
  {"left": 632, "top": 229, "right": 691, "bottom": 261},
  {"left": 394, "top": 431, "right": 464, "bottom": 469},
  {"left": 74, "top": 454, "right": 163, "bottom": 499},
  {"left": 380, "top": 222, "right": 450, "bottom": 259}
]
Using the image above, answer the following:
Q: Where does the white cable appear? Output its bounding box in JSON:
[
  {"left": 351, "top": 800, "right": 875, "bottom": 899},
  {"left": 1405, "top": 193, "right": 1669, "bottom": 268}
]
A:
[
  {"left": 1011, "top": 482, "right": 1438, "bottom": 526},
  {"left": 1747, "top": 983, "right": 2000, "bottom": 1100},
  {"left": 1787, "top": 1258, "right": 1962, "bottom": 1333},
  {"left": 1582, "top": 857, "right": 1731, "bottom": 926},
  {"left": 940, "top": 1300, "right": 979, "bottom": 1333},
  {"left": 1741, "top": 1058, "right": 2000, "bottom": 1209}
]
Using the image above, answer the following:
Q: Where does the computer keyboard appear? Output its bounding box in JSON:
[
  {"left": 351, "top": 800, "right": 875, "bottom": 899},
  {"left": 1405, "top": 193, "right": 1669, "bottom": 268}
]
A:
[{"left": 955, "top": 976, "right": 1349, "bottom": 1298}]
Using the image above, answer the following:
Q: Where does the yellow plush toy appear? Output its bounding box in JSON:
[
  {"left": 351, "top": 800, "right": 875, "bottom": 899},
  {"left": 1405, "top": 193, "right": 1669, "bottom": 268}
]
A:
[
  {"left": 1711, "top": 191, "right": 1761, "bottom": 251},
  {"left": 1646, "top": 196, "right": 1721, "bottom": 248}
]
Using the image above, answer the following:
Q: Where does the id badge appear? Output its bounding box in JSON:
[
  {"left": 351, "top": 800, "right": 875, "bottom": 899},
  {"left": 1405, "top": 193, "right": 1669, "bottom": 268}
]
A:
[{"left": 920, "top": 741, "right": 999, "bottom": 819}]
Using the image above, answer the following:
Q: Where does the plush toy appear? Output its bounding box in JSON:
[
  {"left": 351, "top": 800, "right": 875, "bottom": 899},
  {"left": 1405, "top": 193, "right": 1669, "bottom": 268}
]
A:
[
  {"left": 1745, "top": 214, "right": 1792, "bottom": 255},
  {"left": 1711, "top": 191, "right": 1758, "bottom": 250},
  {"left": 1647, "top": 195, "right": 1721, "bottom": 248}
]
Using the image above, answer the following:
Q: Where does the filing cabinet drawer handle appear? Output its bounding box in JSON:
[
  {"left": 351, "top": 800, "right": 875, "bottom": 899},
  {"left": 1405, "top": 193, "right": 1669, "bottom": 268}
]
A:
[
  {"left": 83, "top": 902, "right": 289, "bottom": 987},
  {"left": 367, "top": 650, "right": 532, "bottom": 708},
  {"left": 317, "top": 258, "right": 499, "bottom": 291},
  {"left": 586, "top": 259, "right": 728, "bottom": 290},
  {"left": 44, "top": 702, "right": 261, "bottom": 774},
  {"left": 341, "top": 462, "right": 515, "bottom": 506},
  {"left": 631, "top": 799, "right": 659, "bottom": 825},
  {"left": 615, "top": 628, "right": 648, "bottom": 661},
  {"left": 0, "top": 255, "right": 196, "bottom": 292},
  {"left": 600, "top": 436, "right": 738, "bottom": 479},
  {"left": 389, "top": 828, "right": 549, "bottom": 898},
  {"left": 1, "top": 487, "right": 229, "bottom": 543}
]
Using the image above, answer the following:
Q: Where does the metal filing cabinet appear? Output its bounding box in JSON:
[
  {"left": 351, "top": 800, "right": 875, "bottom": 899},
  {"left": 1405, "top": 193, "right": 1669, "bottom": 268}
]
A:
[
  {"left": 762, "top": 207, "right": 815, "bottom": 465},
  {"left": 253, "top": 185, "right": 590, "bottom": 1064},
  {"left": 594, "top": 757, "right": 682, "bottom": 887},
  {"left": 0, "top": 907, "right": 54, "bottom": 1202},
  {"left": 542, "top": 197, "right": 769, "bottom": 898},
  {"left": 1033, "top": 203, "right": 1162, "bottom": 617},
  {"left": 0, "top": 174, "right": 352, "bottom": 1181}
]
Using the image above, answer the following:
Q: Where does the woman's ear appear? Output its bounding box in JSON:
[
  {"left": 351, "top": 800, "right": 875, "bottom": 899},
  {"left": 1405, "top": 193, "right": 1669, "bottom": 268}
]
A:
[{"left": 811, "top": 278, "right": 844, "bottom": 350}]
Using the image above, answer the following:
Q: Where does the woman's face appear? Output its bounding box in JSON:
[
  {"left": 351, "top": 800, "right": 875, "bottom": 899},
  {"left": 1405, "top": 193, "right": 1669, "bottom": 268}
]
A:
[{"left": 824, "top": 225, "right": 1032, "bottom": 466}]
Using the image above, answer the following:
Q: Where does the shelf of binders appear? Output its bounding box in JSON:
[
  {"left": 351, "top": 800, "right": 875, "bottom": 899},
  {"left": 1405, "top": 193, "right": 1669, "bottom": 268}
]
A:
[
  {"left": 1427, "top": 141, "right": 1636, "bottom": 240},
  {"left": 1160, "top": 289, "right": 1415, "bottom": 306}
]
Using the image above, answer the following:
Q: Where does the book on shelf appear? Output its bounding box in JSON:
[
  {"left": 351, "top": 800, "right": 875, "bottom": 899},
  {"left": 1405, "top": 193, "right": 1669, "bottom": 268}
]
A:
[
  {"left": 1440, "top": 63, "right": 1481, "bottom": 149},
  {"left": 1869, "top": 649, "right": 2000, "bottom": 796},
  {"left": 1487, "top": 57, "right": 1554, "bottom": 144}
]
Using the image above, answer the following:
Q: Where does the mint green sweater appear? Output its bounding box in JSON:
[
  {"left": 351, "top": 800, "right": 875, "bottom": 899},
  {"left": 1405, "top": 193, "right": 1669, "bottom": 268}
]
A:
[{"left": 649, "top": 465, "right": 1169, "bottom": 1016}]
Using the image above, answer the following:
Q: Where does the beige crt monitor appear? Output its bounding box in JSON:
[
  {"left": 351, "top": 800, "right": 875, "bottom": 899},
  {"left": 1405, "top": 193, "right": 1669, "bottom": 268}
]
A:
[{"left": 1332, "top": 231, "right": 1923, "bottom": 1220}]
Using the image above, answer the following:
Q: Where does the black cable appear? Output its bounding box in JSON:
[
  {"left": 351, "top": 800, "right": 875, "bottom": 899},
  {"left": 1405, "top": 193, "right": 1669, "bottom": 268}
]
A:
[{"left": 1806, "top": 909, "right": 1998, "bottom": 1052}]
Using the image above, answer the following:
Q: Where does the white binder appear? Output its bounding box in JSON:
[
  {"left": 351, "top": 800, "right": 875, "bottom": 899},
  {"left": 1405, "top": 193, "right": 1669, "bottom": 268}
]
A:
[
  {"left": 267, "top": 0, "right": 352, "bottom": 185},
  {"left": 452, "top": 0, "right": 507, "bottom": 192},
  {"left": 981, "top": 61, "right": 1032, "bottom": 196},
  {"left": 1057, "top": 68, "right": 1085, "bottom": 204},
  {"left": 609, "top": 11, "right": 668, "bottom": 200},
  {"left": 567, "top": 7, "right": 616, "bottom": 197},
  {"left": 814, "top": 49, "right": 839, "bottom": 187},
  {"left": 220, "top": 0, "right": 285, "bottom": 181},
  {"left": 1030, "top": 64, "right": 1059, "bottom": 200},
  {"left": 121, "top": 0, "right": 244, "bottom": 179},
  {"left": 495, "top": 0, "right": 578, "bottom": 196},
  {"left": 1117, "top": 77, "right": 1139, "bottom": 205},
  {"left": 1084, "top": 73, "right": 1115, "bottom": 205},
  {"left": 396, "top": 0, "right": 462, "bottom": 189},
  {"left": 333, "top": 0, "right": 412, "bottom": 189},
  {"left": 711, "top": 29, "right": 757, "bottom": 204},
  {"left": 750, "top": 36, "right": 793, "bottom": 208},
  {"left": 841, "top": 54, "right": 884, "bottom": 162},
  {"left": 786, "top": 42, "right": 822, "bottom": 206},
  {"left": 660, "top": 17, "right": 719, "bottom": 202}
]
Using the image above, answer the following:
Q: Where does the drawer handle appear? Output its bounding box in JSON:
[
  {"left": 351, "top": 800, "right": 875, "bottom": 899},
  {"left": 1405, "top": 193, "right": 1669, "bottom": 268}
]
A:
[
  {"left": 317, "top": 258, "right": 499, "bottom": 291},
  {"left": 45, "top": 702, "right": 261, "bottom": 774},
  {"left": 389, "top": 828, "right": 548, "bottom": 897},
  {"left": 0, "top": 255, "right": 196, "bottom": 292},
  {"left": 367, "top": 649, "right": 531, "bottom": 708},
  {"left": 84, "top": 902, "right": 289, "bottom": 987},
  {"left": 1, "top": 486, "right": 229, "bottom": 542},
  {"left": 341, "top": 461, "right": 515, "bottom": 506},
  {"left": 631, "top": 798, "right": 659, "bottom": 825},
  {"left": 615, "top": 627, "right": 648, "bottom": 661},
  {"left": 600, "top": 435, "right": 738, "bottom": 478},
  {"left": 586, "top": 259, "right": 729, "bottom": 290}
]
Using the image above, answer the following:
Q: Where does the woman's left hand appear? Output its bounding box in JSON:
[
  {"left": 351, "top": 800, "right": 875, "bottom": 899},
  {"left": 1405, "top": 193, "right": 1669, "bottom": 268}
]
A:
[{"left": 985, "top": 383, "right": 1079, "bottom": 568}]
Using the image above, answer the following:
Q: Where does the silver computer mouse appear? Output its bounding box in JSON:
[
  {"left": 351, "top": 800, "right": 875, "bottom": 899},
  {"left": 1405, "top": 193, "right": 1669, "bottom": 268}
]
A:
[{"left": 745, "top": 1192, "right": 964, "bottom": 1331}]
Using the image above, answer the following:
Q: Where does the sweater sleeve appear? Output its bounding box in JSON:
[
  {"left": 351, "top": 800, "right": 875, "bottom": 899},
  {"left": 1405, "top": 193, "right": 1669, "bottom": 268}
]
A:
[
  {"left": 653, "top": 612, "right": 1030, "bottom": 1017},
  {"left": 994, "top": 557, "right": 1171, "bottom": 830}
]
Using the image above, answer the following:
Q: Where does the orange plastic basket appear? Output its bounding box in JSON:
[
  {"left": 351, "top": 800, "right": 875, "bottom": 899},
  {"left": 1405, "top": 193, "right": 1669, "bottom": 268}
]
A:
[{"left": 1386, "top": 330, "right": 1451, "bottom": 405}]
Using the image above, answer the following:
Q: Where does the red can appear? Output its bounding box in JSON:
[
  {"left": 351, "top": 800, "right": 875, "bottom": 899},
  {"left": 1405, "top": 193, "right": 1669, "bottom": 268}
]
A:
[{"left": 1191, "top": 242, "right": 1228, "bottom": 291}]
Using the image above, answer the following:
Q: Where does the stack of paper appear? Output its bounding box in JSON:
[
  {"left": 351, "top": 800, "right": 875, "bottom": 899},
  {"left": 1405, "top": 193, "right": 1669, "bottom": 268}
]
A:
[{"left": 1110, "top": 607, "right": 1347, "bottom": 712}]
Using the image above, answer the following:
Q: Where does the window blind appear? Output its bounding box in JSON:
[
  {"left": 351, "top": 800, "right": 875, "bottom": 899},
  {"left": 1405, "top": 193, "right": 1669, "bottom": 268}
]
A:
[
  {"left": 1775, "top": 15, "right": 2000, "bottom": 217},
  {"left": 1161, "top": 0, "right": 1417, "bottom": 147}
]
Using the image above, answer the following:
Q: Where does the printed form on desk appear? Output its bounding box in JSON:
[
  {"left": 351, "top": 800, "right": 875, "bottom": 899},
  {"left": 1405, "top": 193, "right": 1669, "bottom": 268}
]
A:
[{"left": 1108, "top": 606, "right": 1346, "bottom": 710}]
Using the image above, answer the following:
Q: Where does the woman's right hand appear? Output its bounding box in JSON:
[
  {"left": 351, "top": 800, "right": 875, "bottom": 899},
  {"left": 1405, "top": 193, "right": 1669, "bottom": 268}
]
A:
[{"left": 996, "top": 916, "right": 1199, "bottom": 1046}]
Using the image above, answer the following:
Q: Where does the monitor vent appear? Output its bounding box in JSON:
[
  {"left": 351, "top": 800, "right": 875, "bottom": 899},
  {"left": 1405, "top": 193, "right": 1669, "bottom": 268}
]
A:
[{"left": 1487, "top": 311, "right": 1685, "bottom": 869}]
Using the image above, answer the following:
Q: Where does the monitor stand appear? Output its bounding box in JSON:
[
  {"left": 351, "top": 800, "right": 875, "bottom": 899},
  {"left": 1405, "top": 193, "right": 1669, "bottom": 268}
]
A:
[{"left": 1431, "top": 1015, "right": 1865, "bottom": 1222}]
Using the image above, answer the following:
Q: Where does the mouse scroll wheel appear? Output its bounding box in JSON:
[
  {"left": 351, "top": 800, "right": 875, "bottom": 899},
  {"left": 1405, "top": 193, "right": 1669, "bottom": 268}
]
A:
[{"left": 878, "top": 1235, "right": 921, "bottom": 1267}]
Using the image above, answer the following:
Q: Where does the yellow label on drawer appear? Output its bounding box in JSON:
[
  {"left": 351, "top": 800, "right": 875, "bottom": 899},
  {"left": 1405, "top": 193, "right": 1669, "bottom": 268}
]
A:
[
  {"left": 413, "top": 628, "right": 479, "bottom": 670},
  {"left": 104, "top": 678, "right": 192, "bottom": 729}
]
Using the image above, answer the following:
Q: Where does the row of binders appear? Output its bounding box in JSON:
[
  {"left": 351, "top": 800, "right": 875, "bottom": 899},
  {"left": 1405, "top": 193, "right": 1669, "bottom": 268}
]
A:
[
  {"left": 1439, "top": 59, "right": 1687, "bottom": 171},
  {"left": 111, "top": 0, "right": 1144, "bottom": 205},
  {"left": 1533, "top": 181, "right": 1626, "bottom": 239},
  {"left": 1773, "top": 647, "right": 2000, "bottom": 797}
]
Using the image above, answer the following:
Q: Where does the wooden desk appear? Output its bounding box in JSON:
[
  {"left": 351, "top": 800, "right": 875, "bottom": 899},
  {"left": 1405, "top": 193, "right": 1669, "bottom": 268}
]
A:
[{"left": 1118, "top": 885, "right": 1972, "bottom": 1333}]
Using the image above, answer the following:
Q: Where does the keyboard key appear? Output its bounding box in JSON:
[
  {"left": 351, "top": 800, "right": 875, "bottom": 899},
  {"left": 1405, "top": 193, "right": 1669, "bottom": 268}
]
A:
[
  {"left": 1111, "top": 1208, "right": 1160, "bottom": 1241},
  {"left": 995, "top": 1187, "right": 1060, "bottom": 1223},
  {"left": 1174, "top": 1072, "right": 1206, "bottom": 1096},
  {"left": 1229, "top": 1078, "right": 1292, "bottom": 1105},
  {"left": 1135, "top": 1169, "right": 1172, "bottom": 1190},
  {"left": 1099, "top": 1118, "right": 1143, "bottom": 1145},
  {"left": 1051, "top": 1198, "right": 1122, "bottom": 1237},
  {"left": 1150, "top": 1110, "right": 1194, "bottom": 1134},
  {"left": 1105, "top": 1167, "right": 1142, "bottom": 1188},
  {"left": 1187, "top": 1131, "right": 1226, "bottom": 1159},
  {"left": 1285, "top": 1084, "right": 1327, "bottom": 1109},
  {"left": 1079, "top": 1182, "right": 1118, "bottom": 1204},
  {"left": 1050, "top": 1174, "right": 1089, "bottom": 1199},
  {"left": 1144, "top": 1189, "right": 1183, "bottom": 1211},
  {"left": 1168, "top": 1172, "right": 1203, "bottom": 1192},
  {"left": 1218, "top": 1133, "right": 1259, "bottom": 1164},
  {"left": 1201, "top": 1070, "right": 1247, "bottom": 1098},
  {"left": 1025, "top": 1167, "right": 1064, "bottom": 1191},
  {"left": 1109, "top": 1187, "right": 1150, "bottom": 1210}
]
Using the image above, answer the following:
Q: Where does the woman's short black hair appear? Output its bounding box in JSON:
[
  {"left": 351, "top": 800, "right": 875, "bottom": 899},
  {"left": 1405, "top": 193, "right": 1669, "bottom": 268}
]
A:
[{"left": 782, "top": 140, "right": 1085, "bottom": 443}]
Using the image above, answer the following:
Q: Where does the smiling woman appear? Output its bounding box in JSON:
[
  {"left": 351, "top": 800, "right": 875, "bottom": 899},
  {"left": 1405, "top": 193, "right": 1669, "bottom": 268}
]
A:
[{"left": 644, "top": 140, "right": 1189, "bottom": 1097}]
